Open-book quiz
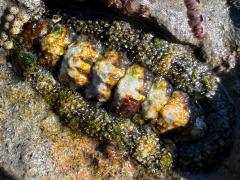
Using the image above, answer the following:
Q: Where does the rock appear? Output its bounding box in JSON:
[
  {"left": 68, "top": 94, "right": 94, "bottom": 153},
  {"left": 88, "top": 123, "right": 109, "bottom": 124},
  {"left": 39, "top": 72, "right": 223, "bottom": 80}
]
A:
[
  {"left": 201, "top": 0, "right": 235, "bottom": 71},
  {"left": 24, "top": 0, "right": 238, "bottom": 71},
  {"left": 17, "top": 0, "right": 43, "bottom": 11},
  {"left": 0, "top": 62, "right": 53, "bottom": 179},
  {"left": 106, "top": 0, "right": 237, "bottom": 71},
  {"left": 0, "top": 0, "right": 45, "bottom": 17},
  {"left": 0, "top": 54, "right": 158, "bottom": 179},
  {"left": 0, "top": 0, "right": 46, "bottom": 51}
]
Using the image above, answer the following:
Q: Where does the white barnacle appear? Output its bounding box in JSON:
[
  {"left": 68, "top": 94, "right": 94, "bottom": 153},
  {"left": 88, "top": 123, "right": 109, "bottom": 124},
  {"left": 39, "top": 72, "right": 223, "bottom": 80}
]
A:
[
  {"left": 10, "top": 20, "right": 23, "bottom": 35},
  {"left": 4, "top": 22, "right": 10, "bottom": 31},
  {"left": 5, "top": 14, "right": 15, "bottom": 22},
  {"left": 16, "top": 12, "right": 31, "bottom": 24},
  {"left": 3, "top": 40, "right": 13, "bottom": 50},
  {"left": 52, "top": 14, "right": 62, "bottom": 23},
  {"left": 0, "top": 32, "right": 9, "bottom": 42},
  {"left": 10, "top": 27, "right": 22, "bottom": 35},
  {"left": 9, "top": 6, "right": 20, "bottom": 15},
  {"left": 154, "top": 91, "right": 190, "bottom": 134}
]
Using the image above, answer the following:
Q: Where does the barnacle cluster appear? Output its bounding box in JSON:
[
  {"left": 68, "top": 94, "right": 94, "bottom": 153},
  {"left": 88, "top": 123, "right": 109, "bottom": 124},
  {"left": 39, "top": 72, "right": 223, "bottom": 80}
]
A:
[
  {"left": 56, "top": 25, "right": 192, "bottom": 131},
  {"left": 23, "top": 20, "right": 74, "bottom": 68},
  {"left": 0, "top": 6, "right": 30, "bottom": 49},
  {"left": 1, "top": 8, "right": 235, "bottom": 174},
  {"left": 113, "top": 64, "right": 146, "bottom": 116}
]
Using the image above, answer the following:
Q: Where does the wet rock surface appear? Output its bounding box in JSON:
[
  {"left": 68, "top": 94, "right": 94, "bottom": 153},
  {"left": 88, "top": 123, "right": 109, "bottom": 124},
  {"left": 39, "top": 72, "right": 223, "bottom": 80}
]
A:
[{"left": 105, "top": 0, "right": 239, "bottom": 71}]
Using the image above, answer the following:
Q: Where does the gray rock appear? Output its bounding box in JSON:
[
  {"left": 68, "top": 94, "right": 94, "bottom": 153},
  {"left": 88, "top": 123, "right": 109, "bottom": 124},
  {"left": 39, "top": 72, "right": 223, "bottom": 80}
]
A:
[
  {"left": 0, "top": 63, "right": 54, "bottom": 179},
  {"left": 0, "top": 53, "right": 155, "bottom": 180},
  {"left": 107, "top": 0, "right": 237, "bottom": 71}
]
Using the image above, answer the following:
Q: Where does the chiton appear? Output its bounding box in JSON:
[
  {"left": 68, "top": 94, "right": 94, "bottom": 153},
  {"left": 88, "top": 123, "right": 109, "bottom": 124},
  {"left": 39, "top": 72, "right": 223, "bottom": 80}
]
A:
[
  {"left": 20, "top": 17, "right": 195, "bottom": 132},
  {"left": 0, "top": 7, "right": 235, "bottom": 174}
]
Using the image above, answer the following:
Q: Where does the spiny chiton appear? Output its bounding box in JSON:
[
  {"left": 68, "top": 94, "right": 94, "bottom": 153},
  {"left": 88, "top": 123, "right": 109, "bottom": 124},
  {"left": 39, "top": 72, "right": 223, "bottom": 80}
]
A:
[{"left": 0, "top": 6, "right": 235, "bottom": 173}]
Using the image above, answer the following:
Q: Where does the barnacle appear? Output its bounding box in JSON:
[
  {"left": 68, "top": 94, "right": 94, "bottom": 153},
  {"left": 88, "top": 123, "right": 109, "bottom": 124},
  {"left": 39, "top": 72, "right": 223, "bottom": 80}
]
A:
[
  {"left": 0, "top": 6, "right": 31, "bottom": 49},
  {"left": 107, "top": 0, "right": 137, "bottom": 15},
  {"left": 10, "top": 12, "right": 31, "bottom": 35},
  {"left": 106, "top": 0, "right": 152, "bottom": 16},
  {"left": 3, "top": 40, "right": 13, "bottom": 50},
  {"left": 0, "top": 6, "right": 19, "bottom": 49},
  {"left": 9, "top": 6, "right": 20, "bottom": 15},
  {"left": 21, "top": 18, "right": 75, "bottom": 68}
]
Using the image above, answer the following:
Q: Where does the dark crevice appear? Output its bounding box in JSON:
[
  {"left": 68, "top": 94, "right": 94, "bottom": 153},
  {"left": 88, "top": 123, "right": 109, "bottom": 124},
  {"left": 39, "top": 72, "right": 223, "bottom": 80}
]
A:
[
  {"left": 0, "top": 168, "right": 16, "bottom": 180},
  {"left": 227, "top": 0, "right": 240, "bottom": 28},
  {"left": 193, "top": 46, "right": 207, "bottom": 63}
]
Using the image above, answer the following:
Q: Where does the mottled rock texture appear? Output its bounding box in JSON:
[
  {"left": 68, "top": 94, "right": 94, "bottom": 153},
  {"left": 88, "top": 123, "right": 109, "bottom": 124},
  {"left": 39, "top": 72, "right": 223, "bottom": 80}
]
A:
[
  {"left": 0, "top": 0, "right": 45, "bottom": 18},
  {"left": 45, "top": 0, "right": 240, "bottom": 71},
  {"left": 0, "top": 53, "right": 156, "bottom": 179},
  {"left": 105, "top": 0, "right": 239, "bottom": 71}
]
